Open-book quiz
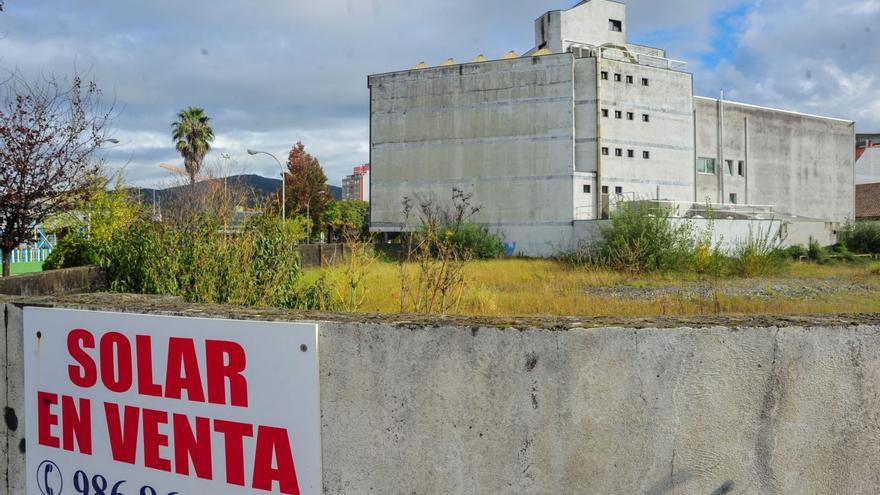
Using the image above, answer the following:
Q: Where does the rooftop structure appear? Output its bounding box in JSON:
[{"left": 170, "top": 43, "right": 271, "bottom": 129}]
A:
[{"left": 368, "top": 0, "right": 855, "bottom": 256}]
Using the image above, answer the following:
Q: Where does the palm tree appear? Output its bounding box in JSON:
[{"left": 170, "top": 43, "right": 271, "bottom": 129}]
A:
[{"left": 171, "top": 107, "right": 214, "bottom": 187}]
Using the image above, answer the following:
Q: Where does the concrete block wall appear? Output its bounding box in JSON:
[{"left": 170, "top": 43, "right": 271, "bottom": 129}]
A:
[
  {"left": 695, "top": 97, "right": 855, "bottom": 223},
  {"left": 369, "top": 54, "right": 578, "bottom": 252},
  {"left": 4, "top": 295, "right": 880, "bottom": 493},
  {"left": 0, "top": 266, "right": 107, "bottom": 297}
]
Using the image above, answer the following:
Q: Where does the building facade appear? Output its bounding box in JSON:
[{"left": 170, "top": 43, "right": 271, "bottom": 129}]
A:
[
  {"left": 368, "top": 0, "right": 855, "bottom": 256},
  {"left": 342, "top": 165, "right": 370, "bottom": 202},
  {"left": 857, "top": 134, "right": 880, "bottom": 185}
]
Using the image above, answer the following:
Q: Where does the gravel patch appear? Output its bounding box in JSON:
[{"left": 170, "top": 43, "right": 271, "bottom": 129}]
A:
[{"left": 584, "top": 281, "right": 873, "bottom": 300}]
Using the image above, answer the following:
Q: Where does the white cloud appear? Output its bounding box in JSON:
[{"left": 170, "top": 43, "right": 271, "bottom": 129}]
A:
[{"left": 2, "top": 0, "right": 878, "bottom": 187}]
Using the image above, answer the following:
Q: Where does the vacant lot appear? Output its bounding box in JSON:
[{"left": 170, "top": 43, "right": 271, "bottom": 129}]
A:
[{"left": 305, "top": 259, "right": 880, "bottom": 317}]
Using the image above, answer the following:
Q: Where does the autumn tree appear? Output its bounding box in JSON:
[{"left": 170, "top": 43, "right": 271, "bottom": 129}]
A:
[
  {"left": 285, "top": 141, "right": 330, "bottom": 240},
  {"left": 0, "top": 71, "right": 113, "bottom": 276}
]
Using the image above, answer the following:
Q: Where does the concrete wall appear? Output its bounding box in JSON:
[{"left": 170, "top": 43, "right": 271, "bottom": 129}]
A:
[
  {"left": 695, "top": 97, "right": 855, "bottom": 223},
  {"left": 0, "top": 266, "right": 106, "bottom": 296},
  {"left": 857, "top": 147, "right": 880, "bottom": 185},
  {"left": 369, "top": 54, "right": 579, "bottom": 255},
  {"left": 4, "top": 296, "right": 880, "bottom": 494},
  {"left": 598, "top": 58, "right": 694, "bottom": 206}
]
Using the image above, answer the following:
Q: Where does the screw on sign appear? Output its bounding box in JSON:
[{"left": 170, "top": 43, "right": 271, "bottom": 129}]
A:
[{"left": 25, "top": 308, "right": 322, "bottom": 495}]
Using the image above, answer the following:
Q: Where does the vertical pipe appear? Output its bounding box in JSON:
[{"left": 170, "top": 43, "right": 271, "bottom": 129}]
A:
[
  {"left": 718, "top": 90, "right": 725, "bottom": 204},
  {"left": 744, "top": 116, "right": 749, "bottom": 205},
  {"left": 595, "top": 56, "right": 604, "bottom": 220}
]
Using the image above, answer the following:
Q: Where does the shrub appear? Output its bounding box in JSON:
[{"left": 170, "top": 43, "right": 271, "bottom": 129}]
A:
[
  {"left": 807, "top": 238, "right": 829, "bottom": 264},
  {"left": 840, "top": 222, "right": 880, "bottom": 254},
  {"left": 102, "top": 213, "right": 309, "bottom": 308},
  {"left": 782, "top": 244, "right": 808, "bottom": 260},
  {"left": 442, "top": 223, "right": 505, "bottom": 260},
  {"left": 592, "top": 201, "right": 696, "bottom": 273},
  {"left": 42, "top": 233, "right": 99, "bottom": 270},
  {"left": 870, "top": 262, "right": 880, "bottom": 275},
  {"left": 726, "top": 225, "right": 787, "bottom": 277}
]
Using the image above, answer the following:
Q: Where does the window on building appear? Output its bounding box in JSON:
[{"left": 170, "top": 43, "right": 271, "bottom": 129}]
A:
[
  {"left": 627, "top": 149, "right": 634, "bottom": 158},
  {"left": 738, "top": 160, "right": 745, "bottom": 176},
  {"left": 615, "top": 110, "right": 622, "bottom": 119},
  {"left": 642, "top": 114, "right": 650, "bottom": 122},
  {"left": 626, "top": 75, "right": 633, "bottom": 84},
  {"left": 614, "top": 73, "right": 622, "bottom": 82},
  {"left": 729, "top": 193, "right": 738, "bottom": 204},
  {"left": 601, "top": 71, "right": 609, "bottom": 80},
  {"left": 583, "top": 184, "right": 592, "bottom": 194},
  {"left": 641, "top": 77, "right": 650, "bottom": 86},
  {"left": 643, "top": 151, "right": 651, "bottom": 159},
  {"left": 725, "top": 159, "right": 734, "bottom": 176},
  {"left": 626, "top": 112, "right": 634, "bottom": 121},
  {"left": 602, "top": 147, "right": 609, "bottom": 156},
  {"left": 609, "top": 19, "right": 623, "bottom": 32},
  {"left": 615, "top": 148, "right": 623, "bottom": 157},
  {"left": 697, "top": 157, "right": 716, "bottom": 174},
  {"left": 602, "top": 108, "right": 609, "bottom": 117},
  {"left": 615, "top": 186, "right": 623, "bottom": 194},
  {"left": 602, "top": 185, "right": 609, "bottom": 194}
]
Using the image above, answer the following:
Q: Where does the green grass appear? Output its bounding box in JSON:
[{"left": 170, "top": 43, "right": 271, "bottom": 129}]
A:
[
  {"left": 10, "top": 261, "right": 43, "bottom": 275},
  {"left": 304, "top": 258, "right": 880, "bottom": 317}
]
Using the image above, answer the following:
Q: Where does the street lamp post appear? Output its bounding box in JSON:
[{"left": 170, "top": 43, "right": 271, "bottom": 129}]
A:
[{"left": 247, "top": 149, "right": 286, "bottom": 222}]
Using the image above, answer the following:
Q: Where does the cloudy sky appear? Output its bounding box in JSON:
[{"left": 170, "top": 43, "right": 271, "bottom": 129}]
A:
[{"left": 1, "top": 0, "right": 878, "bottom": 187}]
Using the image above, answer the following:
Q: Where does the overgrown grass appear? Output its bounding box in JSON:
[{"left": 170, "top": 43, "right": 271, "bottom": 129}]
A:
[{"left": 305, "top": 259, "right": 880, "bottom": 317}]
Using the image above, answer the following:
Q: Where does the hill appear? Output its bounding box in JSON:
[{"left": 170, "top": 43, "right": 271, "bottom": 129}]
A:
[{"left": 131, "top": 174, "right": 343, "bottom": 206}]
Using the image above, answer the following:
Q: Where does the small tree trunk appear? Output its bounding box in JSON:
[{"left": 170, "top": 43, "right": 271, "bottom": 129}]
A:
[{"left": 2, "top": 250, "right": 11, "bottom": 278}]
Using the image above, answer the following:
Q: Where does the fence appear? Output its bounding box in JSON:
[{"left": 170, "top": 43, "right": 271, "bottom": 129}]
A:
[{"left": 1, "top": 248, "right": 52, "bottom": 264}]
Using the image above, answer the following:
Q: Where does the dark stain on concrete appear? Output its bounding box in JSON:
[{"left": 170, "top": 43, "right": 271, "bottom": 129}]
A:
[
  {"left": 3, "top": 407, "right": 18, "bottom": 432},
  {"left": 525, "top": 353, "right": 538, "bottom": 371},
  {"left": 755, "top": 330, "right": 783, "bottom": 494},
  {"left": 18, "top": 438, "right": 25, "bottom": 453},
  {"left": 710, "top": 480, "right": 735, "bottom": 495}
]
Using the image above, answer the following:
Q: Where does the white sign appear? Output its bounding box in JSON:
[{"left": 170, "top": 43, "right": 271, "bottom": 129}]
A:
[{"left": 24, "top": 308, "right": 321, "bottom": 495}]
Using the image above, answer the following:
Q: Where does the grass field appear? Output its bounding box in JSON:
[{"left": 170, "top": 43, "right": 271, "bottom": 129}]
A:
[
  {"left": 304, "top": 259, "right": 880, "bottom": 317},
  {"left": 10, "top": 261, "right": 43, "bottom": 275}
]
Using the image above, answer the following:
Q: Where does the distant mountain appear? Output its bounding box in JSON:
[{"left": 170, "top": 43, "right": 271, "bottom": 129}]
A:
[{"left": 130, "top": 174, "right": 343, "bottom": 206}]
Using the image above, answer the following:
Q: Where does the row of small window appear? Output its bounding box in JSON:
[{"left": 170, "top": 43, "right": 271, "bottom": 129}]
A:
[
  {"left": 697, "top": 157, "right": 745, "bottom": 176},
  {"left": 602, "top": 147, "right": 651, "bottom": 159},
  {"left": 601, "top": 71, "right": 650, "bottom": 86},
  {"left": 583, "top": 185, "right": 624, "bottom": 194},
  {"left": 602, "top": 109, "right": 650, "bottom": 122}
]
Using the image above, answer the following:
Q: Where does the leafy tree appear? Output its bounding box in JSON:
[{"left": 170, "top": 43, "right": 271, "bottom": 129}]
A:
[
  {"left": 171, "top": 106, "right": 214, "bottom": 187},
  {"left": 323, "top": 200, "right": 369, "bottom": 240},
  {"left": 0, "top": 71, "right": 112, "bottom": 277},
  {"left": 285, "top": 141, "right": 330, "bottom": 236}
]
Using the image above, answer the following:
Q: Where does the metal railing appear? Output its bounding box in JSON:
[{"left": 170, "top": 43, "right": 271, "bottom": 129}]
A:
[{"left": 565, "top": 41, "right": 688, "bottom": 72}]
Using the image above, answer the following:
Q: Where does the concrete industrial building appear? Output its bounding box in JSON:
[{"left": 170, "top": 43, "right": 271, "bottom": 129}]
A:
[
  {"left": 368, "top": 0, "right": 855, "bottom": 256},
  {"left": 342, "top": 164, "right": 371, "bottom": 202}
]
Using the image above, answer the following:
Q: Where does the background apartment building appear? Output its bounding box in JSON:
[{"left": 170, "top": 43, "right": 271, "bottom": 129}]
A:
[
  {"left": 342, "top": 164, "right": 370, "bottom": 202},
  {"left": 368, "top": 0, "right": 855, "bottom": 256}
]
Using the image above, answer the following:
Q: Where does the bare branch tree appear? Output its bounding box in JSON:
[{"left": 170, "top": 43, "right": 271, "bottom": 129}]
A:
[{"left": 0, "top": 70, "right": 113, "bottom": 276}]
